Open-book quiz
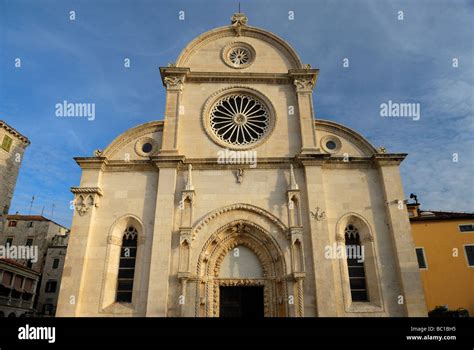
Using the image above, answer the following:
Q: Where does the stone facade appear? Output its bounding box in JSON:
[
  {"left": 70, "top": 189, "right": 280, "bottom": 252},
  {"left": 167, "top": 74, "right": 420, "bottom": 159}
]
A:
[
  {"left": 37, "top": 233, "right": 69, "bottom": 315},
  {"left": 0, "top": 215, "right": 69, "bottom": 315},
  {"left": 0, "top": 121, "right": 30, "bottom": 230},
  {"left": 0, "top": 259, "right": 40, "bottom": 317},
  {"left": 56, "top": 14, "right": 427, "bottom": 317}
]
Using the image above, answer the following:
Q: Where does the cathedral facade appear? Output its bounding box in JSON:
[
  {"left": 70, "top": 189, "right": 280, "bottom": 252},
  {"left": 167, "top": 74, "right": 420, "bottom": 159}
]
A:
[{"left": 56, "top": 14, "right": 427, "bottom": 317}]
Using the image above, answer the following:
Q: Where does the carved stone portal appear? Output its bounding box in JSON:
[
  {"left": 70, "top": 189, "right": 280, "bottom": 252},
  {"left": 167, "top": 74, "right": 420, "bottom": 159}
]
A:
[{"left": 196, "top": 220, "right": 289, "bottom": 317}]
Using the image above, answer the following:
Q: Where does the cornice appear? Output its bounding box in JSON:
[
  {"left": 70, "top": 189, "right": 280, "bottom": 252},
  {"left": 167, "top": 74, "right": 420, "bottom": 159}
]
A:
[
  {"left": 0, "top": 120, "right": 30, "bottom": 145},
  {"left": 70, "top": 186, "right": 103, "bottom": 196},
  {"left": 315, "top": 119, "right": 378, "bottom": 155},
  {"left": 74, "top": 157, "right": 108, "bottom": 170},
  {"left": 175, "top": 25, "right": 303, "bottom": 69},
  {"left": 102, "top": 121, "right": 163, "bottom": 158},
  {"left": 73, "top": 154, "right": 405, "bottom": 171},
  {"left": 150, "top": 154, "right": 186, "bottom": 168},
  {"left": 372, "top": 153, "right": 407, "bottom": 166},
  {"left": 187, "top": 71, "right": 293, "bottom": 84}
]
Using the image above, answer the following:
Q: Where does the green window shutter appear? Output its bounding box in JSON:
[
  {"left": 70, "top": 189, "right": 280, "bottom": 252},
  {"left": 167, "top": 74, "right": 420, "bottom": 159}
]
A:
[{"left": 1, "top": 135, "right": 13, "bottom": 152}]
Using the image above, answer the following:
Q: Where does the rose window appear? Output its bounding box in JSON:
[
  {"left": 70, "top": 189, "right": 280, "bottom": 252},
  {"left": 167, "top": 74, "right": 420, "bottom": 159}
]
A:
[
  {"left": 222, "top": 42, "right": 255, "bottom": 69},
  {"left": 209, "top": 94, "right": 270, "bottom": 146},
  {"left": 229, "top": 48, "right": 251, "bottom": 66}
]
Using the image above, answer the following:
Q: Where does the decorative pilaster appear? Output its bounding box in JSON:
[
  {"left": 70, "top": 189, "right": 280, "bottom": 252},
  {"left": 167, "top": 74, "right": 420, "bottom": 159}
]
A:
[
  {"left": 146, "top": 157, "right": 182, "bottom": 316},
  {"left": 57, "top": 171, "right": 104, "bottom": 316},
  {"left": 178, "top": 164, "right": 195, "bottom": 316},
  {"left": 375, "top": 156, "right": 427, "bottom": 316},
  {"left": 287, "top": 165, "right": 302, "bottom": 228},
  {"left": 289, "top": 68, "right": 319, "bottom": 154},
  {"left": 286, "top": 164, "right": 305, "bottom": 316},
  {"left": 159, "top": 67, "right": 190, "bottom": 155},
  {"left": 300, "top": 161, "right": 337, "bottom": 316}
]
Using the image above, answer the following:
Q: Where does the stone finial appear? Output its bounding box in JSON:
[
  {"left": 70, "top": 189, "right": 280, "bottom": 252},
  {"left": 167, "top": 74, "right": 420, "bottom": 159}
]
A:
[
  {"left": 185, "top": 164, "right": 194, "bottom": 190},
  {"left": 378, "top": 146, "right": 387, "bottom": 154},
  {"left": 231, "top": 13, "right": 248, "bottom": 26},
  {"left": 93, "top": 149, "right": 102, "bottom": 157},
  {"left": 289, "top": 164, "right": 299, "bottom": 190},
  {"left": 231, "top": 13, "right": 248, "bottom": 36}
]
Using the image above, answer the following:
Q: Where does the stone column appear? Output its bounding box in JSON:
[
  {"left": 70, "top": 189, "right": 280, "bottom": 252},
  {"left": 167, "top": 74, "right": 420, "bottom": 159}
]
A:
[
  {"left": 145, "top": 156, "right": 183, "bottom": 316},
  {"left": 376, "top": 156, "right": 427, "bottom": 316},
  {"left": 290, "top": 69, "right": 319, "bottom": 154},
  {"left": 159, "top": 67, "right": 189, "bottom": 155},
  {"left": 299, "top": 155, "right": 338, "bottom": 316}
]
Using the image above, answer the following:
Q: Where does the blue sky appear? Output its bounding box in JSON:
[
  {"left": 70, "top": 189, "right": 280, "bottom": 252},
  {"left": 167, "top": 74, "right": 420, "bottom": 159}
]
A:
[{"left": 0, "top": 0, "right": 472, "bottom": 227}]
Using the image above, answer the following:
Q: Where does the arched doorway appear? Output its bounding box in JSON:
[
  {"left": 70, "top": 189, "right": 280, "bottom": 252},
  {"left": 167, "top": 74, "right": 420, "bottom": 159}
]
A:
[{"left": 196, "top": 220, "right": 288, "bottom": 317}]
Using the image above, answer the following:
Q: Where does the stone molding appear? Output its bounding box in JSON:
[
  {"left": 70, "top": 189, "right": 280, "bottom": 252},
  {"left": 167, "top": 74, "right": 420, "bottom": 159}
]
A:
[
  {"left": 192, "top": 203, "right": 287, "bottom": 240},
  {"left": 101, "top": 121, "right": 163, "bottom": 159},
  {"left": 175, "top": 26, "right": 303, "bottom": 69},
  {"left": 196, "top": 220, "right": 288, "bottom": 317},
  {"left": 0, "top": 120, "right": 30, "bottom": 145}
]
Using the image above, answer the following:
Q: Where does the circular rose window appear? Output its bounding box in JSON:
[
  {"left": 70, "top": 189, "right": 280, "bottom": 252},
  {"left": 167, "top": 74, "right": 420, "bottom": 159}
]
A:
[
  {"left": 222, "top": 42, "right": 255, "bottom": 69},
  {"left": 209, "top": 94, "right": 270, "bottom": 147},
  {"left": 229, "top": 47, "right": 251, "bottom": 66}
]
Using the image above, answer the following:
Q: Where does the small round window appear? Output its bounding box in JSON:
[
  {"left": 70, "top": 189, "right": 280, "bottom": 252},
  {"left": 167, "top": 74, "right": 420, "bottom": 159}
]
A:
[
  {"left": 142, "top": 143, "right": 153, "bottom": 153},
  {"left": 135, "top": 137, "right": 157, "bottom": 157},
  {"left": 321, "top": 135, "right": 341, "bottom": 154},
  {"left": 326, "top": 140, "right": 337, "bottom": 150}
]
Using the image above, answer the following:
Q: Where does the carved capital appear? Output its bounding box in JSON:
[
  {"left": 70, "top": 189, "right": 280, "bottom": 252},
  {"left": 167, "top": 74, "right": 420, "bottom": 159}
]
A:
[
  {"left": 137, "top": 235, "right": 146, "bottom": 245},
  {"left": 164, "top": 75, "right": 185, "bottom": 91},
  {"left": 294, "top": 78, "right": 314, "bottom": 93},
  {"left": 361, "top": 235, "right": 374, "bottom": 244},
  {"left": 107, "top": 235, "right": 122, "bottom": 246}
]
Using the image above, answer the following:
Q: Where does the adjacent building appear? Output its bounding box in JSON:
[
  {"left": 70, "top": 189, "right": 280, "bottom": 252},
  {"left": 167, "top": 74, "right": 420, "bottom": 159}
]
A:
[
  {"left": 1, "top": 215, "right": 69, "bottom": 272},
  {"left": 0, "top": 215, "right": 69, "bottom": 316},
  {"left": 0, "top": 120, "right": 30, "bottom": 231},
  {"left": 57, "top": 13, "right": 426, "bottom": 317},
  {"left": 0, "top": 258, "right": 40, "bottom": 317},
  {"left": 37, "top": 232, "right": 69, "bottom": 315},
  {"left": 409, "top": 203, "right": 474, "bottom": 315}
]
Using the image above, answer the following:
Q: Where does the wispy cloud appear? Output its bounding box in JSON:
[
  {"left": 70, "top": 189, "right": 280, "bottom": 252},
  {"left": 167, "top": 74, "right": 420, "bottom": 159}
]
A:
[{"left": 1, "top": 0, "right": 473, "bottom": 228}]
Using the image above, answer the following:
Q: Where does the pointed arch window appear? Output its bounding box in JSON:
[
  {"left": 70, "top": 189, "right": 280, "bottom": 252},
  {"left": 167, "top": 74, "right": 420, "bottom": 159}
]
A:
[
  {"left": 345, "top": 224, "right": 368, "bottom": 302},
  {"left": 116, "top": 226, "right": 137, "bottom": 303}
]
